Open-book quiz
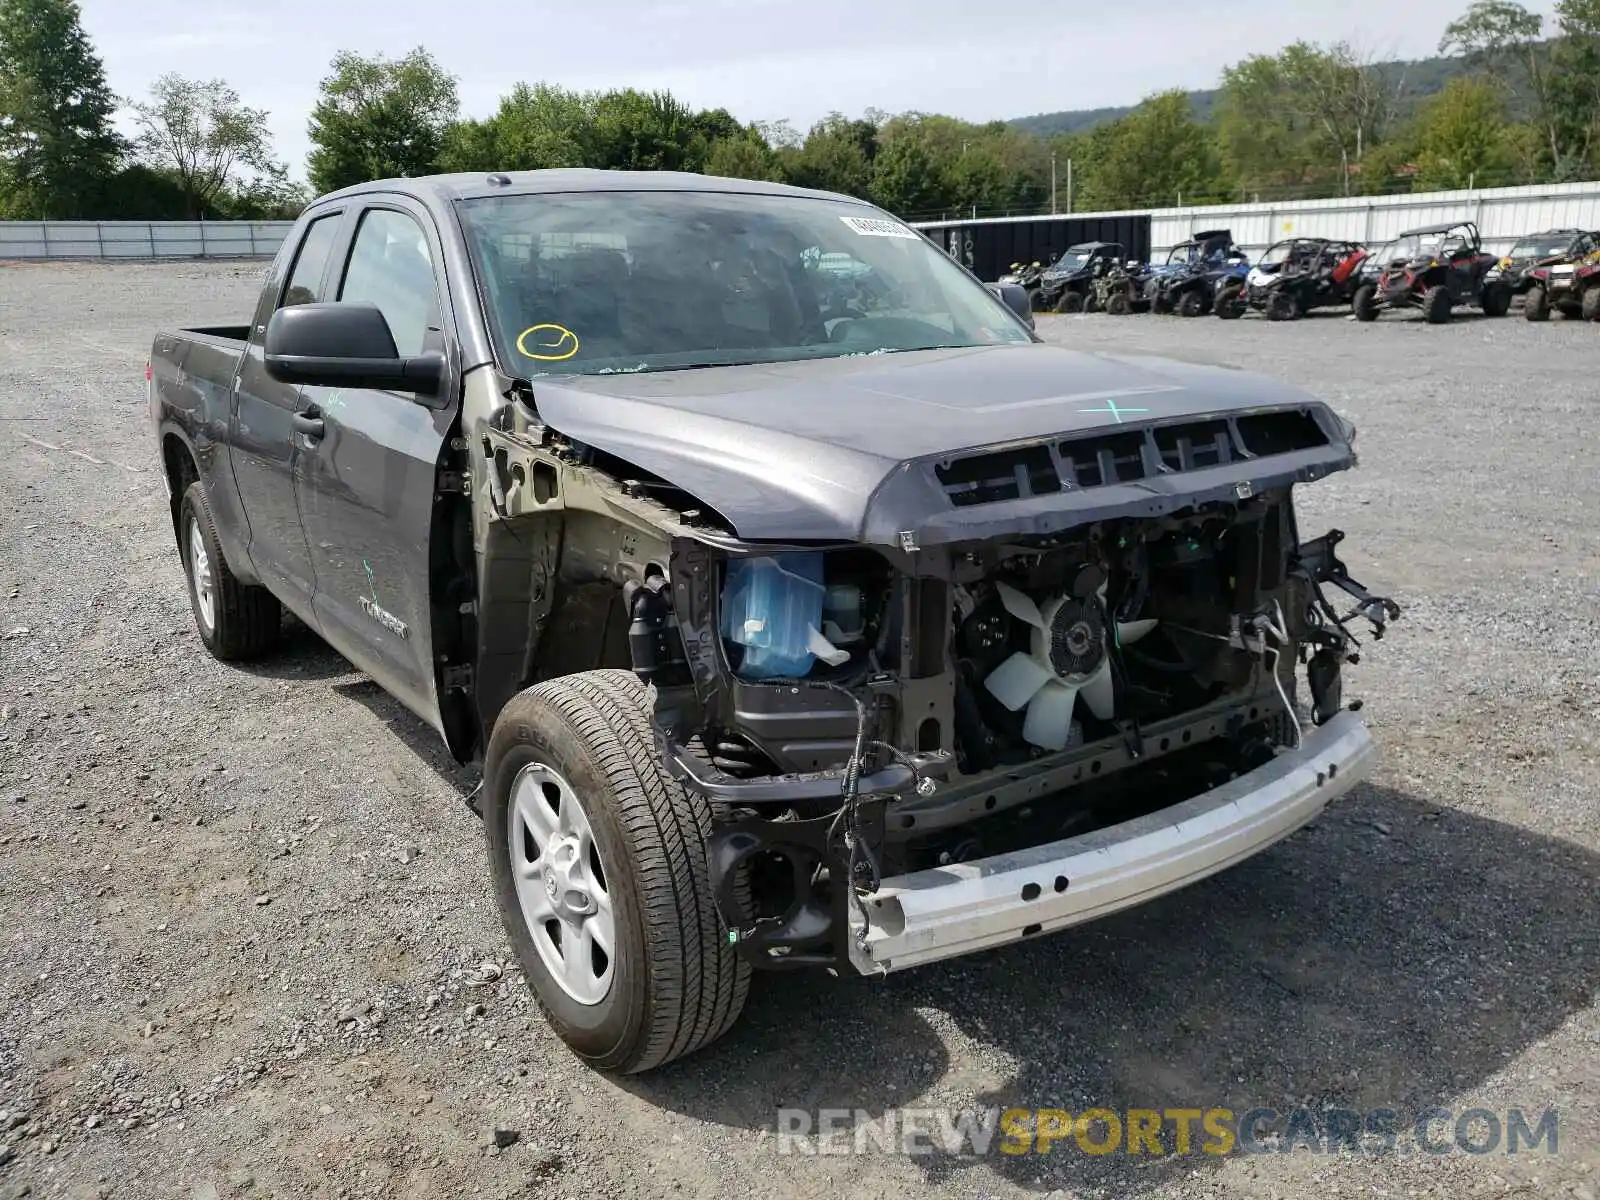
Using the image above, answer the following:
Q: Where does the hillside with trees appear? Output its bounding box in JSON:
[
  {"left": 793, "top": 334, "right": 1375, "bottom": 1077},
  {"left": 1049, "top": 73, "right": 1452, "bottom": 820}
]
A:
[{"left": 3, "top": 0, "right": 1599, "bottom": 224}]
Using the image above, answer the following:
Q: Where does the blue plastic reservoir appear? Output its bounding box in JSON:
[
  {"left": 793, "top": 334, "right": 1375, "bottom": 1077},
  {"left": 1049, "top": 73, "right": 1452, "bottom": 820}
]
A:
[{"left": 720, "top": 553, "right": 826, "bottom": 679}]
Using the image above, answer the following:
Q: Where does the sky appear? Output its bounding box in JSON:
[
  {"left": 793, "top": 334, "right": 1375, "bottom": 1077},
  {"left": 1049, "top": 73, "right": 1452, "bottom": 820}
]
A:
[{"left": 79, "top": 0, "right": 1560, "bottom": 184}]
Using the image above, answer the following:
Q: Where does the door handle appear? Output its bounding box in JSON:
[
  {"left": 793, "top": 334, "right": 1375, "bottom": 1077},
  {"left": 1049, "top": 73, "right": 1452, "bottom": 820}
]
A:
[{"left": 292, "top": 410, "right": 325, "bottom": 439}]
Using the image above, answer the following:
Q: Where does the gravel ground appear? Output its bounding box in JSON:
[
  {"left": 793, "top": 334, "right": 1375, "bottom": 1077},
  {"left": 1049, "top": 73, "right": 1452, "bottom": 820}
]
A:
[{"left": 0, "top": 262, "right": 1596, "bottom": 1200}]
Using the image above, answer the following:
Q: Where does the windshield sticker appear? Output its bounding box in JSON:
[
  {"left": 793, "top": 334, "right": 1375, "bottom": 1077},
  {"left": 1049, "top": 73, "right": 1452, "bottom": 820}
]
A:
[
  {"left": 517, "top": 323, "right": 580, "bottom": 362},
  {"left": 839, "top": 215, "right": 920, "bottom": 240}
]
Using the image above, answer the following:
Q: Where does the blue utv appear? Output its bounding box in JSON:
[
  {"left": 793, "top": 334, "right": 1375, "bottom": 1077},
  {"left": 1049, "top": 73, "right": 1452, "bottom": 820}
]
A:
[{"left": 1144, "top": 229, "right": 1251, "bottom": 316}]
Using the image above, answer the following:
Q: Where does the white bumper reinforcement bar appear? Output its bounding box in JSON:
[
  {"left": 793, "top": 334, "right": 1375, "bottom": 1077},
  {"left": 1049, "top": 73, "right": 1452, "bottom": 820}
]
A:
[{"left": 848, "top": 709, "right": 1377, "bottom": 974}]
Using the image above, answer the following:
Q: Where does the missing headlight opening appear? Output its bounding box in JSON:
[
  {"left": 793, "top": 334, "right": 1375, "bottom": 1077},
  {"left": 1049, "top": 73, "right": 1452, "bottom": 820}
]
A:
[{"left": 647, "top": 484, "right": 1397, "bottom": 974}]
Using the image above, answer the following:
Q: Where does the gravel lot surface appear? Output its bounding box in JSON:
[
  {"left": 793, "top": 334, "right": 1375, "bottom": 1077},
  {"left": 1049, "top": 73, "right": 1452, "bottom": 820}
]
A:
[{"left": 0, "top": 261, "right": 1596, "bottom": 1200}]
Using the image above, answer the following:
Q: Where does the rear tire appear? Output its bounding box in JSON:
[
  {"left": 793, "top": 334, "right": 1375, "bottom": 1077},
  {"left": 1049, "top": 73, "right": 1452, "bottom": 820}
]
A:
[
  {"left": 1583, "top": 285, "right": 1600, "bottom": 322},
  {"left": 1352, "top": 285, "right": 1379, "bottom": 322},
  {"left": 1106, "top": 291, "right": 1131, "bottom": 316},
  {"left": 1523, "top": 285, "right": 1550, "bottom": 321},
  {"left": 1422, "top": 285, "right": 1453, "bottom": 324},
  {"left": 1479, "top": 282, "right": 1512, "bottom": 317},
  {"left": 178, "top": 482, "right": 280, "bottom": 661},
  {"left": 484, "top": 670, "right": 751, "bottom": 1074}
]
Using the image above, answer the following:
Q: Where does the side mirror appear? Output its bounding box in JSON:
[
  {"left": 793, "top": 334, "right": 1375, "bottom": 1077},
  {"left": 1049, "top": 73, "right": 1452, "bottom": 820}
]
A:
[
  {"left": 987, "top": 282, "right": 1035, "bottom": 327},
  {"left": 264, "top": 302, "right": 444, "bottom": 395}
]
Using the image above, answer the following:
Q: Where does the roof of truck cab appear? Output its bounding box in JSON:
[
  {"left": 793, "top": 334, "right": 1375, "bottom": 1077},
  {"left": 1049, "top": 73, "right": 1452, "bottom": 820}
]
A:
[{"left": 314, "top": 169, "right": 864, "bottom": 207}]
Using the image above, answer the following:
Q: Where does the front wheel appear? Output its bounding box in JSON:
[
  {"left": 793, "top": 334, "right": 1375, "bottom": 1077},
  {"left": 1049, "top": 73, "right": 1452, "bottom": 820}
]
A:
[
  {"left": 1524, "top": 285, "right": 1550, "bottom": 321},
  {"left": 1266, "top": 290, "right": 1301, "bottom": 322},
  {"left": 484, "top": 670, "right": 751, "bottom": 1074},
  {"left": 1105, "top": 291, "right": 1132, "bottom": 316},
  {"left": 1352, "top": 284, "right": 1379, "bottom": 322},
  {"left": 1479, "top": 282, "right": 1512, "bottom": 317},
  {"left": 1176, "top": 289, "right": 1205, "bottom": 317},
  {"left": 1214, "top": 284, "right": 1245, "bottom": 318},
  {"left": 1055, "top": 290, "right": 1086, "bottom": 314},
  {"left": 1583, "top": 285, "right": 1600, "bottom": 322}
]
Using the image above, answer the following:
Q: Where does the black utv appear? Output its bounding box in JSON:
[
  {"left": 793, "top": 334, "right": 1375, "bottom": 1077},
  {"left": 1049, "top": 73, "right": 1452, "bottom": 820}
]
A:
[
  {"left": 1036, "top": 242, "right": 1127, "bottom": 313},
  {"left": 1490, "top": 227, "right": 1597, "bottom": 297},
  {"left": 1353, "top": 221, "right": 1512, "bottom": 323}
]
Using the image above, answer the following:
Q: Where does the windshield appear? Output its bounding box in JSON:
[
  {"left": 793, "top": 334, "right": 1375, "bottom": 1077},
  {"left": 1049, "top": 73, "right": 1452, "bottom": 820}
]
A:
[
  {"left": 1394, "top": 229, "right": 1469, "bottom": 261},
  {"left": 1166, "top": 243, "right": 1197, "bottom": 265},
  {"left": 456, "top": 190, "right": 1033, "bottom": 376},
  {"left": 1510, "top": 235, "right": 1575, "bottom": 261},
  {"left": 1050, "top": 247, "right": 1093, "bottom": 272}
]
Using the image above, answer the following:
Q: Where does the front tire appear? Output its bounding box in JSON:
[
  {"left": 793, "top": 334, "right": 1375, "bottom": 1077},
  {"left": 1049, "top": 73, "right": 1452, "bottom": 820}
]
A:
[
  {"left": 1524, "top": 285, "right": 1550, "bottom": 321},
  {"left": 1582, "top": 285, "right": 1600, "bottom": 322},
  {"left": 1177, "top": 289, "right": 1204, "bottom": 317},
  {"left": 1055, "top": 290, "right": 1085, "bottom": 314},
  {"left": 484, "top": 670, "right": 750, "bottom": 1074},
  {"left": 1352, "top": 284, "right": 1379, "bottom": 322},
  {"left": 1106, "top": 291, "right": 1131, "bottom": 316},
  {"left": 178, "top": 482, "right": 280, "bottom": 661},
  {"left": 1215, "top": 284, "right": 1245, "bottom": 318},
  {"left": 1266, "top": 290, "right": 1301, "bottom": 322}
]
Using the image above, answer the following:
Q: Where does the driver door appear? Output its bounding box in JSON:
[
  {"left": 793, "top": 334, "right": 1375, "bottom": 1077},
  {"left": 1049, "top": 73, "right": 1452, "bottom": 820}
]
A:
[{"left": 293, "top": 200, "right": 461, "bottom": 733}]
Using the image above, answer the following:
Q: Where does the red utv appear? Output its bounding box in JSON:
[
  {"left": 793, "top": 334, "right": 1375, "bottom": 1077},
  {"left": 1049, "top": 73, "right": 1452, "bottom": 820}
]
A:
[
  {"left": 1352, "top": 221, "right": 1512, "bottom": 324},
  {"left": 1521, "top": 231, "right": 1600, "bottom": 321}
]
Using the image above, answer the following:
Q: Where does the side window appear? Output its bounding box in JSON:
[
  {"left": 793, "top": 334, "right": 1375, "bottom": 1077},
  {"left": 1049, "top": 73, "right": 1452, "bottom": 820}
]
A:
[
  {"left": 280, "top": 214, "right": 342, "bottom": 308},
  {"left": 338, "top": 208, "right": 442, "bottom": 358}
]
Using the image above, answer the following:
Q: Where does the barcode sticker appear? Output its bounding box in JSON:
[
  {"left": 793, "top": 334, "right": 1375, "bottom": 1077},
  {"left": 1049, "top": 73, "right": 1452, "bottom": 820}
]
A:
[{"left": 840, "top": 215, "right": 920, "bottom": 239}]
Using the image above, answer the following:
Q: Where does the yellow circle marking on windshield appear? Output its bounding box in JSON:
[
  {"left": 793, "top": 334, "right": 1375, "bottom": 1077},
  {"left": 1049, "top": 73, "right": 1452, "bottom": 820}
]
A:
[{"left": 517, "top": 323, "right": 580, "bottom": 361}]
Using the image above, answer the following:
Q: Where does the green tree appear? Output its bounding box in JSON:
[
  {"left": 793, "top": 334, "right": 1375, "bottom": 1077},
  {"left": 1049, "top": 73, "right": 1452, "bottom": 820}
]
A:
[
  {"left": 441, "top": 82, "right": 592, "bottom": 171},
  {"left": 703, "top": 131, "right": 782, "bottom": 181},
  {"left": 131, "top": 75, "right": 280, "bottom": 218},
  {"left": 867, "top": 135, "right": 945, "bottom": 216},
  {"left": 1439, "top": 1, "right": 1574, "bottom": 171},
  {"left": 1076, "top": 91, "right": 1225, "bottom": 210},
  {"left": 777, "top": 113, "right": 877, "bottom": 197},
  {"left": 306, "top": 48, "right": 459, "bottom": 194},
  {"left": 0, "top": 0, "right": 123, "bottom": 218},
  {"left": 1410, "top": 76, "right": 1514, "bottom": 189}
]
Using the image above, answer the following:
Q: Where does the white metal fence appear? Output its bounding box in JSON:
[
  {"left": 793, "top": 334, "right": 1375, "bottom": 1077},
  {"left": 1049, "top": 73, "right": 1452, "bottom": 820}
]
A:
[
  {"left": 912, "top": 180, "right": 1600, "bottom": 261},
  {"left": 0, "top": 220, "right": 294, "bottom": 261},
  {"left": 6, "top": 180, "right": 1600, "bottom": 263}
]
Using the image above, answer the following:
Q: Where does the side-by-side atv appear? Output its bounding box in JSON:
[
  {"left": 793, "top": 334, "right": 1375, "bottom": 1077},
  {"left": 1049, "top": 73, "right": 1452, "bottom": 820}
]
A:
[
  {"left": 1352, "top": 221, "right": 1512, "bottom": 324},
  {"left": 1094, "top": 259, "right": 1151, "bottom": 315},
  {"left": 1217, "top": 238, "right": 1367, "bottom": 321},
  {"left": 1490, "top": 227, "right": 1596, "bottom": 298},
  {"left": 1146, "top": 230, "right": 1250, "bottom": 317},
  {"left": 1521, "top": 231, "right": 1600, "bottom": 321},
  {"left": 1037, "top": 242, "right": 1127, "bottom": 313}
]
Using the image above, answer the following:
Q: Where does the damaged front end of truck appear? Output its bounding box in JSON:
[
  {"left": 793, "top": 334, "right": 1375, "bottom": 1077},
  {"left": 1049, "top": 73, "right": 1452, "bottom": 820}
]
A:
[{"left": 461, "top": 368, "right": 1400, "bottom": 979}]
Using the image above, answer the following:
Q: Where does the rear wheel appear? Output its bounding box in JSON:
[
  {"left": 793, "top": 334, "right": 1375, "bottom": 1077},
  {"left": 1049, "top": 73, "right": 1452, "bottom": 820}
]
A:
[
  {"left": 1422, "top": 285, "right": 1453, "bottom": 324},
  {"left": 1214, "top": 284, "right": 1245, "bottom": 318},
  {"left": 484, "top": 670, "right": 750, "bottom": 1073},
  {"left": 1479, "top": 282, "right": 1512, "bottom": 317},
  {"left": 1524, "top": 285, "right": 1550, "bottom": 321},
  {"left": 178, "top": 482, "right": 280, "bottom": 661},
  {"left": 1055, "top": 290, "right": 1086, "bottom": 314},
  {"left": 1583, "top": 285, "right": 1600, "bottom": 322},
  {"left": 1106, "top": 291, "right": 1131, "bottom": 316},
  {"left": 1266, "top": 290, "right": 1301, "bottom": 321},
  {"left": 1352, "top": 285, "right": 1379, "bottom": 322}
]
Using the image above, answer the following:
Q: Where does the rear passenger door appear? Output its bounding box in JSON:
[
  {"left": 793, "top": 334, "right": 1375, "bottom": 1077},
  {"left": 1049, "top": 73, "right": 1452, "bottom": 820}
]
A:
[{"left": 293, "top": 199, "right": 460, "bottom": 732}]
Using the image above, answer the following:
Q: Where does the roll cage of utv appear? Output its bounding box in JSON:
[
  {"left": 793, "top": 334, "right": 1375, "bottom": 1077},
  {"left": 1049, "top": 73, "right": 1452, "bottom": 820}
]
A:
[
  {"left": 1147, "top": 229, "right": 1248, "bottom": 317},
  {"left": 1036, "top": 242, "right": 1127, "bottom": 313},
  {"left": 1352, "top": 220, "right": 1511, "bottom": 324},
  {"left": 1217, "top": 238, "right": 1367, "bottom": 321}
]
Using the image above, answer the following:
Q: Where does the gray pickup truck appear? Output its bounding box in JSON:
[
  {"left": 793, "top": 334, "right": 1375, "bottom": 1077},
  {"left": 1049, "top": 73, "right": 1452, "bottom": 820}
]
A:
[{"left": 148, "top": 169, "right": 1399, "bottom": 1074}]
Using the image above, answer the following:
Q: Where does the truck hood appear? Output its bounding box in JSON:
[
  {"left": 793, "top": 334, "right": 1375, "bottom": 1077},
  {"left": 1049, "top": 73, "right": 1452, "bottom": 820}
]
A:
[{"left": 528, "top": 342, "right": 1354, "bottom": 545}]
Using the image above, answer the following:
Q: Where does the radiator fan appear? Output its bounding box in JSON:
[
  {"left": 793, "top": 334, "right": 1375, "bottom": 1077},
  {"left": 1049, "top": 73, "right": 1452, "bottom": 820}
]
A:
[{"left": 982, "top": 581, "right": 1157, "bottom": 751}]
